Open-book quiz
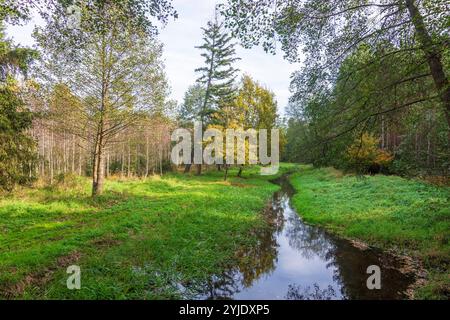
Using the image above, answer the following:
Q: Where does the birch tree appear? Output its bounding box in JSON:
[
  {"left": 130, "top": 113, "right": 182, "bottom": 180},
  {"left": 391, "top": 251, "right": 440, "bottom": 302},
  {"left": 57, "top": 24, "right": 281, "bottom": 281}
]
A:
[{"left": 35, "top": 1, "right": 170, "bottom": 195}]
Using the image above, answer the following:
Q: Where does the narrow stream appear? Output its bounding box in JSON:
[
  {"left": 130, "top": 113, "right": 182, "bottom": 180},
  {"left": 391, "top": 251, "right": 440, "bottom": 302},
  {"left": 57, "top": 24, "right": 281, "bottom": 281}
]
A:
[{"left": 189, "top": 175, "right": 416, "bottom": 300}]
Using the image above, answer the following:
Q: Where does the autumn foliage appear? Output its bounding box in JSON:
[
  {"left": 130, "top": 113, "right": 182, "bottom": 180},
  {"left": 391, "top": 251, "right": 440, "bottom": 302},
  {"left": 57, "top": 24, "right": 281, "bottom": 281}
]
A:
[{"left": 345, "top": 133, "right": 393, "bottom": 174}]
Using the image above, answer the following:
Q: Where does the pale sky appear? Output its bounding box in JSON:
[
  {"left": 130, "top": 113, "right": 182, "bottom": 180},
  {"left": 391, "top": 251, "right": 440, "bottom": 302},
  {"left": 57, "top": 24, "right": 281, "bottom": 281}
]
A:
[{"left": 6, "top": 0, "right": 301, "bottom": 115}]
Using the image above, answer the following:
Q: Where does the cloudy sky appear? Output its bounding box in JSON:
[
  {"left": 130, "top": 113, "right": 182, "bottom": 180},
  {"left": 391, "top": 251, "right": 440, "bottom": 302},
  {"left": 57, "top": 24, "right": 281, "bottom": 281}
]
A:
[{"left": 6, "top": 0, "right": 301, "bottom": 115}]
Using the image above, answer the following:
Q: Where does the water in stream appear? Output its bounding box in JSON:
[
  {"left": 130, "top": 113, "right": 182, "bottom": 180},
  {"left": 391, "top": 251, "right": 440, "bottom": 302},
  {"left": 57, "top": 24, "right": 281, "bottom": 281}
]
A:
[{"left": 188, "top": 175, "right": 416, "bottom": 300}]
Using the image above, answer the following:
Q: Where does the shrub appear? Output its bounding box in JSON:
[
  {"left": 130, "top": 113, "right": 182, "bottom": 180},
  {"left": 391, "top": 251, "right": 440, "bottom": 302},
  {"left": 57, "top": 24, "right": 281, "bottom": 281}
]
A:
[{"left": 345, "top": 133, "right": 393, "bottom": 174}]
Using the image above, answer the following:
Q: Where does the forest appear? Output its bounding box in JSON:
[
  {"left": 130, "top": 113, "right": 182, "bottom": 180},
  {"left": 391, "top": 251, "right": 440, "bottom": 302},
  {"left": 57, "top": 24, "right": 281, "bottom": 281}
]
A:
[{"left": 0, "top": 0, "right": 448, "bottom": 301}]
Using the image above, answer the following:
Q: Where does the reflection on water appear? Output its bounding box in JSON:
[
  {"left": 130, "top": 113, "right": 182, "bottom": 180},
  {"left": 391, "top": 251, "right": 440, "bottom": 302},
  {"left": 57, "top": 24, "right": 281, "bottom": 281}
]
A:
[{"left": 187, "top": 175, "right": 415, "bottom": 300}]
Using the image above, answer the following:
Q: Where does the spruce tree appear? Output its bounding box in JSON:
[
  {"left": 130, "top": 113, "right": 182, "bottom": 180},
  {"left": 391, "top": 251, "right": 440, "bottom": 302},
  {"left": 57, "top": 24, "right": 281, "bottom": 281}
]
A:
[
  {"left": 195, "top": 14, "right": 240, "bottom": 127},
  {"left": 194, "top": 14, "right": 240, "bottom": 175},
  {"left": 0, "top": 25, "right": 37, "bottom": 191}
]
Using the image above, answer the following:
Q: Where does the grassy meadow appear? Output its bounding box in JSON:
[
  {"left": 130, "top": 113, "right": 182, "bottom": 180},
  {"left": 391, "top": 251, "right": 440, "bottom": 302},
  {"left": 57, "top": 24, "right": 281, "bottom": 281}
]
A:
[
  {"left": 0, "top": 165, "right": 295, "bottom": 299},
  {"left": 289, "top": 166, "right": 450, "bottom": 299},
  {"left": 1, "top": 163, "right": 448, "bottom": 299}
]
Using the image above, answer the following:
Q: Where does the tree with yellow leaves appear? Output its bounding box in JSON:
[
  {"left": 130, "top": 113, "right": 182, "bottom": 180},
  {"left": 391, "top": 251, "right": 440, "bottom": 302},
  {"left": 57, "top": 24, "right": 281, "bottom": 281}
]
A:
[{"left": 346, "top": 133, "right": 393, "bottom": 174}]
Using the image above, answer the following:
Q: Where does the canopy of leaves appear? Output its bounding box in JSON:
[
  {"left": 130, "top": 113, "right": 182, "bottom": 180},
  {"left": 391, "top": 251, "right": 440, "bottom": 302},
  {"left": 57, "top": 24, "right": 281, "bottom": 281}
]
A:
[
  {"left": 35, "top": 1, "right": 170, "bottom": 144},
  {"left": 222, "top": 0, "right": 449, "bottom": 134},
  {"left": 231, "top": 75, "right": 278, "bottom": 130},
  {"left": 1, "top": 0, "right": 177, "bottom": 30},
  {"left": 178, "top": 84, "right": 207, "bottom": 125}
]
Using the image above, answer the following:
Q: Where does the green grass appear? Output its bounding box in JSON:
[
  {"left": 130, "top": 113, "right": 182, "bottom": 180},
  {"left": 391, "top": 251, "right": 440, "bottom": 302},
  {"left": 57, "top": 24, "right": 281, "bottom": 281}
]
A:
[
  {"left": 3, "top": 163, "right": 446, "bottom": 299},
  {"left": 0, "top": 164, "right": 295, "bottom": 299},
  {"left": 289, "top": 166, "right": 450, "bottom": 299}
]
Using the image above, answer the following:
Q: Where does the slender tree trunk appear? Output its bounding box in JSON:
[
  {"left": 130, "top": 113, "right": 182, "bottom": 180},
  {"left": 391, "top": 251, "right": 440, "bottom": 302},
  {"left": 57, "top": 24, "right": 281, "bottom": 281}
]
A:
[
  {"left": 224, "top": 164, "right": 229, "bottom": 181},
  {"left": 237, "top": 165, "right": 243, "bottom": 177},
  {"left": 50, "top": 130, "right": 54, "bottom": 184},
  {"left": 196, "top": 164, "right": 202, "bottom": 175},
  {"left": 127, "top": 140, "right": 131, "bottom": 178},
  {"left": 72, "top": 134, "right": 75, "bottom": 173},
  {"left": 92, "top": 138, "right": 99, "bottom": 194},
  {"left": 145, "top": 135, "right": 149, "bottom": 177},
  {"left": 78, "top": 138, "right": 82, "bottom": 176},
  {"left": 136, "top": 144, "right": 139, "bottom": 176},
  {"left": 92, "top": 151, "right": 105, "bottom": 196},
  {"left": 63, "top": 131, "right": 66, "bottom": 174},
  {"left": 405, "top": 0, "right": 450, "bottom": 134},
  {"left": 106, "top": 152, "right": 110, "bottom": 178},
  {"left": 159, "top": 145, "right": 163, "bottom": 176},
  {"left": 92, "top": 128, "right": 107, "bottom": 196},
  {"left": 41, "top": 128, "right": 46, "bottom": 177},
  {"left": 29, "top": 160, "right": 32, "bottom": 178},
  {"left": 121, "top": 142, "right": 125, "bottom": 177},
  {"left": 152, "top": 153, "right": 156, "bottom": 175}
]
